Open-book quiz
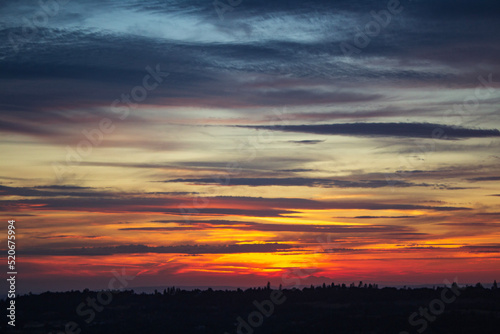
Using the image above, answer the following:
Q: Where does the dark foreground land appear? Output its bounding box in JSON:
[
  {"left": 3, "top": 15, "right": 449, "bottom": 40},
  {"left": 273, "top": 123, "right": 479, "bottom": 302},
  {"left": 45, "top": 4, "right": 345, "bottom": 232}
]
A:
[{"left": 2, "top": 283, "right": 499, "bottom": 334}]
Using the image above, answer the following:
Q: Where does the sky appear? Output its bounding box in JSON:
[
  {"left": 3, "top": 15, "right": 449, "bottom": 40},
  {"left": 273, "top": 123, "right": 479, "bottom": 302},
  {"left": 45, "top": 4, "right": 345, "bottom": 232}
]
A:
[{"left": 0, "top": 0, "right": 500, "bottom": 293}]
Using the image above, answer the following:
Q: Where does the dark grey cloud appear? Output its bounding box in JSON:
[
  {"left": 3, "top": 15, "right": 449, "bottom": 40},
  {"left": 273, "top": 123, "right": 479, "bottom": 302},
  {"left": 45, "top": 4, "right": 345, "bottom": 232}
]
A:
[
  {"left": 34, "top": 235, "right": 102, "bottom": 240},
  {"left": 152, "top": 219, "right": 243, "bottom": 225},
  {"left": 407, "top": 0, "right": 500, "bottom": 20},
  {"left": 145, "top": 192, "right": 199, "bottom": 196},
  {"left": 377, "top": 165, "right": 500, "bottom": 183},
  {"left": 349, "top": 216, "right": 417, "bottom": 219},
  {"left": 18, "top": 243, "right": 298, "bottom": 256},
  {"left": 164, "top": 177, "right": 430, "bottom": 188},
  {"left": 0, "top": 194, "right": 470, "bottom": 217},
  {"left": 0, "top": 119, "right": 65, "bottom": 137},
  {"left": 240, "top": 123, "right": 500, "bottom": 140},
  {"left": 467, "top": 176, "right": 500, "bottom": 182},
  {"left": 0, "top": 184, "right": 200, "bottom": 200},
  {"left": 78, "top": 161, "right": 182, "bottom": 170},
  {"left": 437, "top": 222, "right": 500, "bottom": 228},
  {"left": 170, "top": 208, "right": 298, "bottom": 217},
  {"left": 178, "top": 197, "right": 470, "bottom": 213},
  {"left": 4, "top": 213, "right": 37, "bottom": 216},
  {"left": 0, "top": 184, "right": 114, "bottom": 198},
  {"left": 33, "top": 185, "right": 92, "bottom": 190},
  {"left": 477, "top": 212, "right": 500, "bottom": 216},
  {"left": 209, "top": 196, "right": 471, "bottom": 212},
  {"left": 0, "top": 28, "right": 382, "bottom": 122},
  {"left": 278, "top": 108, "right": 434, "bottom": 123},
  {"left": 78, "top": 158, "right": 319, "bottom": 178},
  {"left": 121, "top": 219, "right": 415, "bottom": 235},
  {"left": 249, "top": 90, "right": 382, "bottom": 106},
  {"left": 460, "top": 244, "right": 500, "bottom": 253},
  {"left": 287, "top": 140, "right": 325, "bottom": 145},
  {"left": 0, "top": 196, "right": 298, "bottom": 217},
  {"left": 322, "top": 248, "right": 365, "bottom": 254}
]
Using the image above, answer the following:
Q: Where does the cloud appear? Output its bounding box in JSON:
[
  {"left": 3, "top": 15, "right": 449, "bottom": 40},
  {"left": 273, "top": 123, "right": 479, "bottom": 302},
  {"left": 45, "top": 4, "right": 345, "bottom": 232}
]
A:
[
  {"left": 0, "top": 119, "right": 65, "bottom": 137},
  {"left": 1, "top": 0, "right": 499, "bottom": 146},
  {"left": 77, "top": 157, "right": 315, "bottom": 175},
  {"left": 460, "top": 244, "right": 500, "bottom": 253},
  {"left": 19, "top": 243, "right": 298, "bottom": 256},
  {"left": 164, "top": 177, "right": 431, "bottom": 188},
  {"left": 120, "top": 219, "right": 416, "bottom": 234},
  {"left": 33, "top": 185, "right": 92, "bottom": 190},
  {"left": 240, "top": 123, "right": 500, "bottom": 139},
  {"left": 0, "top": 184, "right": 114, "bottom": 198},
  {"left": 34, "top": 235, "right": 103, "bottom": 240},
  {"left": 0, "top": 193, "right": 470, "bottom": 218},
  {"left": 467, "top": 176, "right": 500, "bottom": 182},
  {"left": 348, "top": 216, "right": 417, "bottom": 219},
  {"left": 437, "top": 222, "right": 500, "bottom": 228},
  {"left": 287, "top": 140, "right": 325, "bottom": 145},
  {"left": 168, "top": 208, "right": 298, "bottom": 217},
  {"left": 278, "top": 107, "right": 436, "bottom": 123},
  {"left": 322, "top": 248, "right": 365, "bottom": 253}
]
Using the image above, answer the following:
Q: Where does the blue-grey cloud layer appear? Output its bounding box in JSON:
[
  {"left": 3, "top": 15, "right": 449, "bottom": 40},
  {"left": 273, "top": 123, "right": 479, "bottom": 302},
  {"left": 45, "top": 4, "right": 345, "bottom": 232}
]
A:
[{"left": 1, "top": 0, "right": 500, "bottom": 141}]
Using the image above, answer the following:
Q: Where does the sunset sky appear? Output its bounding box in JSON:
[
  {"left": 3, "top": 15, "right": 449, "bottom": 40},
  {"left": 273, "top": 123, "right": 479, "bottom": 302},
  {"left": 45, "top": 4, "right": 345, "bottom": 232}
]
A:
[{"left": 1, "top": 0, "right": 500, "bottom": 293}]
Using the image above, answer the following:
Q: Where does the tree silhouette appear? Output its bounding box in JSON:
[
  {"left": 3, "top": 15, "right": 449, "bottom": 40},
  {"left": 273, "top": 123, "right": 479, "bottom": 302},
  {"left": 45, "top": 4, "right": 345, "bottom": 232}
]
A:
[{"left": 4, "top": 282, "right": 500, "bottom": 334}]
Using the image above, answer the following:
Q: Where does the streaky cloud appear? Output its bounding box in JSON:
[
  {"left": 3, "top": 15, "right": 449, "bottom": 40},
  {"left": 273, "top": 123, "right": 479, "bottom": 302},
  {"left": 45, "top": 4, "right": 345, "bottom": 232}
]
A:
[
  {"left": 239, "top": 123, "right": 500, "bottom": 139},
  {"left": 20, "top": 243, "right": 298, "bottom": 256},
  {"left": 467, "top": 176, "right": 500, "bottom": 182},
  {"left": 164, "top": 177, "right": 428, "bottom": 188}
]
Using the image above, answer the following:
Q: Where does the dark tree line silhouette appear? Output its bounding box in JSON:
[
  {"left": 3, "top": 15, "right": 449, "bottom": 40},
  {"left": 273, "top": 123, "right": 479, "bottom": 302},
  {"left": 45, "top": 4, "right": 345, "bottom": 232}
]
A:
[{"left": 1, "top": 281, "right": 499, "bottom": 333}]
